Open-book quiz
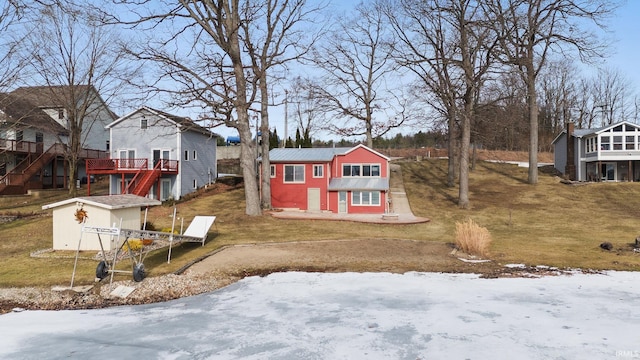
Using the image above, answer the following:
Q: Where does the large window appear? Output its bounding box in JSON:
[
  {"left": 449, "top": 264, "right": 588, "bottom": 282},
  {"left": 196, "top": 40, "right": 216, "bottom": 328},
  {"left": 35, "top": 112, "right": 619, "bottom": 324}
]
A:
[
  {"left": 284, "top": 165, "right": 304, "bottom": 183},
  {"left": 352, "top": 191, "right": 380, "bottom": 206},
  {"left": 343, "top": 164, "right": 381, "bottom": 177}
]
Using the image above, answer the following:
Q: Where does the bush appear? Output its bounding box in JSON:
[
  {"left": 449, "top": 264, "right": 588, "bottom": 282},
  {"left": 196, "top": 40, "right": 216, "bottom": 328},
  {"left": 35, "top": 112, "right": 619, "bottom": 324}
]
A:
[{"left": 455, "top": 218, "right": 492, "bottom": 257}]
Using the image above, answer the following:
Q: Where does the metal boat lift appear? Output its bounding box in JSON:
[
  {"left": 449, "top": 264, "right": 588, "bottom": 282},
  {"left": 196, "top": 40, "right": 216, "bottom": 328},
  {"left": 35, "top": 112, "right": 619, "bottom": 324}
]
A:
[{"left": 71, "top": 214, "right": 216, "bottom": 286}]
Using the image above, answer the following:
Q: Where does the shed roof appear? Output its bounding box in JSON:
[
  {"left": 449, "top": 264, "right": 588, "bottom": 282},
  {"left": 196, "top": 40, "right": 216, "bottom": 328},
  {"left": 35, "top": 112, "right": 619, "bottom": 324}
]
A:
[
  {"left": 42, "top": 194, "right": 161, "bottom": 210},
  {"left": 328, "top": 178, "right": 389, "bottom": 191}
]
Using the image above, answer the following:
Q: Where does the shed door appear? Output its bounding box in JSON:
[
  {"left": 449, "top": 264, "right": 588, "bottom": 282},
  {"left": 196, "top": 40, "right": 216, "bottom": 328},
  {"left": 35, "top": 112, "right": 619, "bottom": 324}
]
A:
[
  {"left": 308, "top": 188, "right": 321, "bottom": 212},
  {"left": 338, "top": 191, "right": 347, "bottom": 213}
]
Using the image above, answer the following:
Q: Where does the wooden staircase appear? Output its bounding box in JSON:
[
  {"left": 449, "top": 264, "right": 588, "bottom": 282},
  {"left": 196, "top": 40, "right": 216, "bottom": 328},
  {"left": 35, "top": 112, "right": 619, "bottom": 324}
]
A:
[
  {"left": 124, "top": 161, "right": 162, "bottom": 197},
  {"left": 0, "top": 144, "right": 63, "bottom": 195}
]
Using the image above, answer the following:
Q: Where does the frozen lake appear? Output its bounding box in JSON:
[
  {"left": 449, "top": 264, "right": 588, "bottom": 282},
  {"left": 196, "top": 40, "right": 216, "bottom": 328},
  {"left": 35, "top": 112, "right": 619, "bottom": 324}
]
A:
[{"left": 1, "top": 271, "right": 639, "bottom": 359}]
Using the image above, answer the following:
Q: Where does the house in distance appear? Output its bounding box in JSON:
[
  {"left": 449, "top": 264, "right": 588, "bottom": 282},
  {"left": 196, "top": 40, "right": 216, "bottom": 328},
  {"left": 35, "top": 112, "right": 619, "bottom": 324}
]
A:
[{"left": 553, "top": 121, "right": 640, "bottom": 182}]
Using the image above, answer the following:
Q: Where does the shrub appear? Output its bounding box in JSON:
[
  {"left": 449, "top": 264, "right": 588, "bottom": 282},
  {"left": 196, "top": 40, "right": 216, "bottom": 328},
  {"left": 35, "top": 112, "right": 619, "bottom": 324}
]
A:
[{"left": 455, "top": 218, "right": 492, "bottom": 257}]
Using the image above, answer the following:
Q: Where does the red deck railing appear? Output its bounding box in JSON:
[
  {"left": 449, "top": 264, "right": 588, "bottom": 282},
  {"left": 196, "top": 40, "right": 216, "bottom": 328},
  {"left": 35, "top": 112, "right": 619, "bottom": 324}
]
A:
[{"left": 86, "top": 158, "right": 178, "bottom": 173}]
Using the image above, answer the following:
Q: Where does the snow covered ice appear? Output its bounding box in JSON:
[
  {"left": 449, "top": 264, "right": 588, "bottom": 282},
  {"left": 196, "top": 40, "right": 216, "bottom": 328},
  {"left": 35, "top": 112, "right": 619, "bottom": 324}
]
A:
[{"left": 1, "top": 271, "right": 639, "bottom": 359}]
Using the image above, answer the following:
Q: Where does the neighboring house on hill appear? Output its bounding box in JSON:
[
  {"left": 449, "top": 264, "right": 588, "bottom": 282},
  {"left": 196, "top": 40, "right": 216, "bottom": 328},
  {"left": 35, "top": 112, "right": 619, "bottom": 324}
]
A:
[
  {"left": 263, "top": 144, "right": 390, "bottom": 214},
  {"left": 11, "top": 85, "right": 114, "bottom": 153},
  {"left": 553, "top": 121, "right": 640, "bottom": 182},
  {"left": 87, "top": 106, "right": 217, "bottom": 201},
  {"left": 0, "top": 87, "right": 111, "bottom": 195}
]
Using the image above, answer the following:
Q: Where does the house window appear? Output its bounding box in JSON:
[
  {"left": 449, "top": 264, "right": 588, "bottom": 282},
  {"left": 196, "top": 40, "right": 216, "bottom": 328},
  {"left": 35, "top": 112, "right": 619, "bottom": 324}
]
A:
[
  {"left": 600, "top": 136, "right": 610, "bottom": 150},
  {"left": 313, "top": 164, "right": 323, "bottom": 178},
  {"left": 193, "top": 179, "right": 197, "bottom": 189},
  {"left": 613, "top": 136, "right": 623, "bottom": 150},
  {"left": 626, "top": 136, "right": 635, "bottom": 150},
  {"left": 16, "top": 130, "right": 23, "bottom": 142},
  {"left": 184, "top": 150, "right": 189, "bottom": 161},
  {"left": 343, "top": 164, "right": 381, "bottom": 177},
  {"left": 270, "top": 165, "right": 276, "bottom": 178},
  {"left": 58, "top": 109, "right": 64, "bottom": 120},
  {"left": 193, "top": 150, "right": 197, "bottom": 160},
  {"left": 141, "top": 118, "right": 148, "bottom": 129},
  {"left": 352, "top": 191, "right": 380, "bottom": 206},
  {"left": 284, "top": 164, "right": 304, "bottom": 183},
  {"left": 106, "top": 140, "right": 110, "bottom": 151}
]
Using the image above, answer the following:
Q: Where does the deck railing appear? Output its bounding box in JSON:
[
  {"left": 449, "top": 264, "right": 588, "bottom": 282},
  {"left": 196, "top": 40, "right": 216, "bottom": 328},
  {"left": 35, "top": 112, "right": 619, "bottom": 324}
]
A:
[{"left": 86, "top": 158, "right": 179, "bottom": 173}]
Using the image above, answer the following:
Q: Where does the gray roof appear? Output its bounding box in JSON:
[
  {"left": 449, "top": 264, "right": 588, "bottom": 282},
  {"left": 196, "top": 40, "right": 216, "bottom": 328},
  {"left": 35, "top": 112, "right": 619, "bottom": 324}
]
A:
[
  {"left": 328, "top": 178, "right": 389, "bottom": 191},
  {"left": 42, "top": 194, "right": 161, "bottom": 210},
  {"left": 268, "top": 147, "right": 352, "bottom": 162}
]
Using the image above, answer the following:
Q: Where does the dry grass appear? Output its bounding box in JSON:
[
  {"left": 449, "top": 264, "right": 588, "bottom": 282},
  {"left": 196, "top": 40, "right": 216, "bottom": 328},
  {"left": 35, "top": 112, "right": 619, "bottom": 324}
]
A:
[
  {"left": 1, "top": 156, "right": 640, "bottom": 288},
  {"left": 455, "top": 218, "right": 492, "bottom": 257}
]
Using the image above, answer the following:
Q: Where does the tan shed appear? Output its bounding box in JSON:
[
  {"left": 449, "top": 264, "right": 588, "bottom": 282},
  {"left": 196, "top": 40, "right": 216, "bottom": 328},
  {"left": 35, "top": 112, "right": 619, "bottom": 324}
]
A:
[{"left": 42, "top": 195, "right": 161, "bottom": 251}]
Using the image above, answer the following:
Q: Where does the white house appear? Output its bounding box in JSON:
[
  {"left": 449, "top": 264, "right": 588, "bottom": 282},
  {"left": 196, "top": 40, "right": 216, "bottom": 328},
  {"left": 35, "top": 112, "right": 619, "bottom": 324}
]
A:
[
  {"left": 553, "top": 121, "right": 640, "bottom": 182},
  {"left": 87, "top": 106, "right": 217, "bottom": 201},
  {"left": 0, "top": 86, "right": 113, "bottom": 195},
  {"left": 42, "top": 194, "right": 161, "bottom": 251}
]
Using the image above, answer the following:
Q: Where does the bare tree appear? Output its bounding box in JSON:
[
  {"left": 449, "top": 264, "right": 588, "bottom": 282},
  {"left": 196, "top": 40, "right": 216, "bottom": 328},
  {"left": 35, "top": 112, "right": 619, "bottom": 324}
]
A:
[
  {"left": 389, "top": 0, "right": 495, "bottom": 208},
  {"left": 591, "top": 67, "right": 635, "bottom": 126},
  {"left": 310, "top": 0, "right": 407, "bottom": 147},
  {"left": 483, "top": 0, "right": 616, "bottom": 184},
  {"left": 286, "top": 76, "right": 328, "bottom": 143},
  {"left": 240, "top": 0, "right": 322, "bottom": 210},
  {"left": 21, "top": 3, "right": 131, "bottom": 196},
  {"left": 98, "top": 0, "right": 319, "bottom": 215}
]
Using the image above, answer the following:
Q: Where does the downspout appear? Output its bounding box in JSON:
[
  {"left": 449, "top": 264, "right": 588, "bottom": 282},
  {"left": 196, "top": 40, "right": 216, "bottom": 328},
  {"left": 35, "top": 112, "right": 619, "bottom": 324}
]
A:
[
  {"left": 577, "top": 135, "right": 581, "bottom": 181},
  {"left": 176, "top": 127, "right": 181, "bottom": 200}
]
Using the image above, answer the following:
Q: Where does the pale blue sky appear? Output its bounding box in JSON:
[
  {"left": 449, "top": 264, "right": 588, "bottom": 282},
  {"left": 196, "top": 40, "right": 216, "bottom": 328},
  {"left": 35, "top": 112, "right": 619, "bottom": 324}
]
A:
[
  {"left": 607, "top": 0, "right": 640, "bottom": 89},
  {"left": 212, "top": 0, "right": 640, "bottom": 141}
]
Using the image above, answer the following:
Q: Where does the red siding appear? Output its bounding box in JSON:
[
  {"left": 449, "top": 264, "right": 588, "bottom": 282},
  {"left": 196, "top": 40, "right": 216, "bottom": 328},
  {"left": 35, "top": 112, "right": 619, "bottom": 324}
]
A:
[
  {"left": 267, "top": 145, "right": 389, "bottom": 214},
  {"left": 270, "top": 162, "right": 330, "bottom": 210}
]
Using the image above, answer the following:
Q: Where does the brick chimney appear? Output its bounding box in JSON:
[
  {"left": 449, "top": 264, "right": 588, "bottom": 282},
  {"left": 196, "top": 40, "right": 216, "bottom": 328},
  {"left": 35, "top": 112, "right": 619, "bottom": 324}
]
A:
[{"left": 565, "top": 122, "right": 576, "bottom": 180}]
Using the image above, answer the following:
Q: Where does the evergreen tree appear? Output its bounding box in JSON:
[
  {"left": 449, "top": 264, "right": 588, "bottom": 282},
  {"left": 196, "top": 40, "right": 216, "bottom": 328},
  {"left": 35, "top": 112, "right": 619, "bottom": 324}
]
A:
[
  {"left": 295, "top": 128, "right": 302, "bottom": 148},
  {"left": 285, "top": 136, "right": 294, "bottom": 148},
  {"left": 269, "top": 128, "right": 279, "bottom": 149}
]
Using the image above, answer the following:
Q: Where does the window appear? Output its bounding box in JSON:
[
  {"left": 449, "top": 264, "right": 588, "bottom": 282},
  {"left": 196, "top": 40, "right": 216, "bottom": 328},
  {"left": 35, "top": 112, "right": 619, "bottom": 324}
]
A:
[
  {"left": 141, "top": 118, "right": 148, "bottom": 129},
  {"left": 284, "top": 165, "right": 304, "bottom": 183},
  {"left": 613, "top": 136, "right": 623, "bottom": 150},
  {"left": 184, "top": 150, "right": 189, "bottom": 161},
  {"left": 313, "top": 164, "right": 323, "bottom": 178},
  {"left": 343, "top": 164, "right": 381, "bottom": 177},
  {"left": 586, "top": 138, "right": 595, "bottom": 153},
  {"left": 270, "top": 165, "right": 276, "bottom": 178},
  {"left": 193, "top": 150, "right": 197, "bottom": 160},
  {"left": 352, "top": 191, "right": 380, "bottom": 206},
  {"left": 626, "top": 136, "right": 635, "bottom": 150},
  {"left": 106, "top": 140, "right": 110, "bottom": 151},
  {"left": 193, "top": 179, "right": 197, "bottom": 189},
  {"left": 58, "top": 109, "right": 64, "bottom": 120},
  {"left": 600, "top": 136, "right": 610, "bottom": 150}
]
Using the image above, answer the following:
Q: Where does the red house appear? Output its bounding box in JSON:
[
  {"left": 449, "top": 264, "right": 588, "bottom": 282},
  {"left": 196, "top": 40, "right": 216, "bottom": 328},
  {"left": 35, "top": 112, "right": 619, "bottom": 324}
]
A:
[{"left": 263, "top": 144, "right": 390, "bottom": 214}]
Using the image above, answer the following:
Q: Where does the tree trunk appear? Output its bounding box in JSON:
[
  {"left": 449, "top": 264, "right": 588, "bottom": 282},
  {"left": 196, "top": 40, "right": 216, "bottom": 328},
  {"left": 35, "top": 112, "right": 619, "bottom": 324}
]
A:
[
  {"left": 259, "top": 74, "right": 272, "bottom": 210},
  {"left": 458, "top": 113, "right": 470, "bottom": 209},
  {"left": 527, "top": 66, "right": 539, "bottom": 184},
  {"left": 229, "top": 26, "right": 261, "bottom": 216},
  {"left": 447, "top": 109, "right": 456, "bottom": 187}
]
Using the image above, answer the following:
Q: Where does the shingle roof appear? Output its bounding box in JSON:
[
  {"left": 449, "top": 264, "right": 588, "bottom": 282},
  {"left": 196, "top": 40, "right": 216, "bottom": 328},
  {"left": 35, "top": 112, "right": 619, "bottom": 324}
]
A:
[
  {"left": 145, "top": 107, "right": 213, "bottom": 136},
  {"left": 328, "top": 178, "right": 389, "bottom": 191},
  {"left": 0, "top": 93, "right": 67, "bottom": 134},
  {"left": 11, "top": 85, "right": 119, "bottom": 121},
  {"left": 268, "top": 147, "right": 352, "bottom": 162}
]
